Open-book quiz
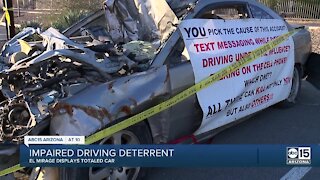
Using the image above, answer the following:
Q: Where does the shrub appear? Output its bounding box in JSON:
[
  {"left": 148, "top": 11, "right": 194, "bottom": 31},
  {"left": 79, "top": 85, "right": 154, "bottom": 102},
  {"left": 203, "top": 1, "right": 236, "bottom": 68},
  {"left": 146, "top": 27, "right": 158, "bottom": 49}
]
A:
[
  {"left": 20, "top": 20, "right": 42, "bottom": 30},
  {"left": 51, "top": 10, "right": 88, "bottom": 31}
]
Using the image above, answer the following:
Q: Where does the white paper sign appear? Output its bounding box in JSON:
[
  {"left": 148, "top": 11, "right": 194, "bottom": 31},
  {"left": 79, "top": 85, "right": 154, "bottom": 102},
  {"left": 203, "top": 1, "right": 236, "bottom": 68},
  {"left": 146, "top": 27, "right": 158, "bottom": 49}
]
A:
[{"left": 179, "top": 19, "right": 294, "bottom": 135}]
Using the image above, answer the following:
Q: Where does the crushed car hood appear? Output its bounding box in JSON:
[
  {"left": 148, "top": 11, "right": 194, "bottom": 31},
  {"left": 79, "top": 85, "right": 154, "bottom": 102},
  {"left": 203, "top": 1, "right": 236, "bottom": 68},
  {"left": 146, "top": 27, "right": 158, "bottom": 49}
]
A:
[{"left": 0, "top": 0, "right": 182, "bottom": 143}]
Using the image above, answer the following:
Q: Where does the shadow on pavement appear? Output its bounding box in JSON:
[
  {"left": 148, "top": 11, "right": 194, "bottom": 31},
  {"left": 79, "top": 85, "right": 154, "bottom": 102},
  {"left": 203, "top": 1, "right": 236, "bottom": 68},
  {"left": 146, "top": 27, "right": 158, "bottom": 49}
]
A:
[{"left": 306, "top": 53, "right": 320, "bottom": 90}]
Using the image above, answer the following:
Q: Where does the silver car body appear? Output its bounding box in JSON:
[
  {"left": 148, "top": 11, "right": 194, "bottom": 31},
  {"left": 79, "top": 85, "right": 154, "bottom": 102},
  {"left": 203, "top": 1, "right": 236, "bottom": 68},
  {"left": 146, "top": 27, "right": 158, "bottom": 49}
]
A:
[{"left": 0, "top": 0, "right": 312, "bottom": 146}]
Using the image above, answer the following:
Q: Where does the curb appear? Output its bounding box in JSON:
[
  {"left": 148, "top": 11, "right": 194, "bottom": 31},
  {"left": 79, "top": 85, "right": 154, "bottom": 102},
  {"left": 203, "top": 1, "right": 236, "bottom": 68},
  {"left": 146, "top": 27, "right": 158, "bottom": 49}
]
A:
[
  {"left": 308, "top": 26, "right": 320, "bottom": 30},
  {"left": 0, "top": 22, "right": 21, "bottom": 28}
]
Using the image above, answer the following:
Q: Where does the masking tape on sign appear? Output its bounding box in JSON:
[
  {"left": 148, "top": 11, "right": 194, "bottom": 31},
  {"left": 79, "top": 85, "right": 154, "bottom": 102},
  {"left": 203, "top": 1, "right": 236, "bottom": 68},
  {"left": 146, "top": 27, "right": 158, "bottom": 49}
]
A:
[{"left": 0, "top": 29, "right": 299, "bottom": 177}]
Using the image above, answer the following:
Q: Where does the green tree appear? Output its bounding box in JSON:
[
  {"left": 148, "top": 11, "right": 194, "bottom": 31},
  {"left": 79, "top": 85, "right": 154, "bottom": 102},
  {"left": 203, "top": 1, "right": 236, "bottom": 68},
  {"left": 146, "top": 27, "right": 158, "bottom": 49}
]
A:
[{"left": 49, "top": 0, "right": 104, "bottom": 31}]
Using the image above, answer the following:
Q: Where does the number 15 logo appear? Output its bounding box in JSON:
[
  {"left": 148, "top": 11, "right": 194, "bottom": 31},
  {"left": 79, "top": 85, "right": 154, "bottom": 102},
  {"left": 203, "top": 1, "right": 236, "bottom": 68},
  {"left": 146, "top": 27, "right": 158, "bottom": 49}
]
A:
[{"left": 298, "top": 147, "right": 311, "bottom": 160}]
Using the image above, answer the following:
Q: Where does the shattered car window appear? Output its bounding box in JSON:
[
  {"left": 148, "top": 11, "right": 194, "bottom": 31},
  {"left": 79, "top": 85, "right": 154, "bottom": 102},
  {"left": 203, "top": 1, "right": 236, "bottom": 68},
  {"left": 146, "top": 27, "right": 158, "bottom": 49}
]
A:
[
  {"left": 165, "top": 38, "right": 190, "bottom": 66},
  {"left": 250, "top": 5, "right": 274, "bottom": 19},
  {"left": 104, "top": 0, "right": 179, "bottom": 47},
  {"left": 201, "top": 6, "right": 249, "bottom": 20}
]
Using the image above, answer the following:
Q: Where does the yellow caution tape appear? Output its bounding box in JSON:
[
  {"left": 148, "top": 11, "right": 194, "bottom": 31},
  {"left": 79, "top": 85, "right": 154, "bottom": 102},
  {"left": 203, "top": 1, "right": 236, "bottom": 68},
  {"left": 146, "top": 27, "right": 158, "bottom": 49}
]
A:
[
  {"left": 0, "top": 164, "right": 22, "bottom": 177},
  {"left": 0, "top": 29, "right": 299, "bottom": 177},
  {"left": 0, "top": 7, "right": 13, "bottom": 26}
]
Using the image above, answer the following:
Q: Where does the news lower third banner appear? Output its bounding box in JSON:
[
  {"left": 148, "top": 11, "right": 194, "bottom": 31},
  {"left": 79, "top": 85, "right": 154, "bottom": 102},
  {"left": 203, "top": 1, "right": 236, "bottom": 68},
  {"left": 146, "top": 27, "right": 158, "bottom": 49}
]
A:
[{"left": 19, "top": 145, "right": 320, "bottom": 167}]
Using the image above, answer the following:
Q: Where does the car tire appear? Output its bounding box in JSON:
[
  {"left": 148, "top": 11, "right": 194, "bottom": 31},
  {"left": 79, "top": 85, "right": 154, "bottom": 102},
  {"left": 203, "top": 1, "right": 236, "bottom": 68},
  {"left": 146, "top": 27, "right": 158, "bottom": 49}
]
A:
[
  {"left": 276, "top": 65, "right": 301, "bottom": 108},
  {"left": 58, "top": 122, "right": 152, "bottom": 180},
  {"left": 305, "top": 52, "right": 320, "bottom": 89}
]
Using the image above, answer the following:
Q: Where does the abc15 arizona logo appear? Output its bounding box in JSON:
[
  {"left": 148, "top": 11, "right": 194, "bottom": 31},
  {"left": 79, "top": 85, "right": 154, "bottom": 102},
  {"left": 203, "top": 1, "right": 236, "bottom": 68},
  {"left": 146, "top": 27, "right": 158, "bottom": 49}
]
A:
[{"left": 287, "top": 147, "right": 311, "bottom": 165}]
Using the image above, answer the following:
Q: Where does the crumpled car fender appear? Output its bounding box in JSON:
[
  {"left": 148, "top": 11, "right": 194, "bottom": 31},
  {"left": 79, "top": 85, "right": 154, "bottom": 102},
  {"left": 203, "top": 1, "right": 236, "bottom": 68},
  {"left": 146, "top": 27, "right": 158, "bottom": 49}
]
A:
[{"left": 49, "top": 65, "right": 170, "bottom": 139}]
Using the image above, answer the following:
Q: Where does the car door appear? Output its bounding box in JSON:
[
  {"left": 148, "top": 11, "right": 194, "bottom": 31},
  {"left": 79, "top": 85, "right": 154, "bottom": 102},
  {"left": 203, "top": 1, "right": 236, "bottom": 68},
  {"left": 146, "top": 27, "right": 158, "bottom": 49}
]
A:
[{"left": 163, "top": 2, "right": 253, "bottom": 141}]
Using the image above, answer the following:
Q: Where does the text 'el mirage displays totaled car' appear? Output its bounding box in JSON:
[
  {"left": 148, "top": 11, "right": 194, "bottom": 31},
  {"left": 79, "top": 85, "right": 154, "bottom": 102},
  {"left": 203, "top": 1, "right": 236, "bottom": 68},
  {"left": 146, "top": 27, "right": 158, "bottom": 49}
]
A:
[{"left": 0, "top": 0, "right": 312, "bottom": 179}]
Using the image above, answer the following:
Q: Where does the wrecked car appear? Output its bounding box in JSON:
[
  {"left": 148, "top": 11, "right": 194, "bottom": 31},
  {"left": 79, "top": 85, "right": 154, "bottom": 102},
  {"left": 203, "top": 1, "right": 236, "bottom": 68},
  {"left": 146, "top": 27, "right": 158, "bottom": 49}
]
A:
[{"left": 0, "top": 0, "right": 312, "bottom": 179}]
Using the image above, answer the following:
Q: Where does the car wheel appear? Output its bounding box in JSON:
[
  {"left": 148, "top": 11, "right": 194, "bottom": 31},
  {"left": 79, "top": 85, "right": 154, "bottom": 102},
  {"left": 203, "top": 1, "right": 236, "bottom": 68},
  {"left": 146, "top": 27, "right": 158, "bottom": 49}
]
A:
[
  {"left": 276, "top": 66, "right": 301, "bottom": 108},
  {"left": 58, "top": 122, "right": 152, "bottom": 180},
  {"left": 305, "top": 52, "right": 320, "bottom": 89}
]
